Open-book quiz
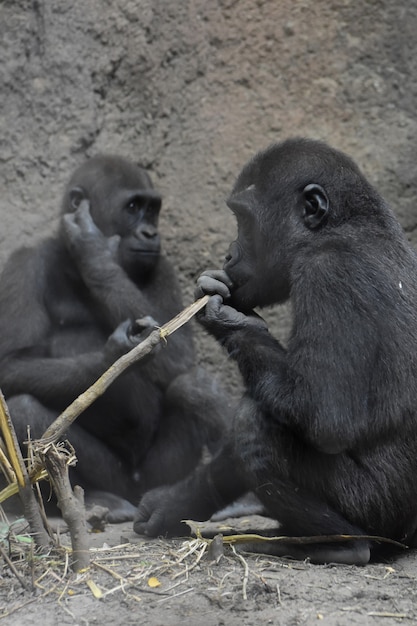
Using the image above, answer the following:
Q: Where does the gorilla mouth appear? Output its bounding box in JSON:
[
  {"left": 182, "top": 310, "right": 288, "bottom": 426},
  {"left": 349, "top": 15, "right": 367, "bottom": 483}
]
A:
[
  {"left": 129, "top": 247, "right": 160, "bottom": 255},
  {"left": 229, "top": 279, "right": 260, "bottom": 311}
]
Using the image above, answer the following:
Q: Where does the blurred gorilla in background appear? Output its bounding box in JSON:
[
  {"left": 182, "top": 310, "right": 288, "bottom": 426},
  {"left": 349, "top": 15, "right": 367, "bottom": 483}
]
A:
[{"left": 0, "top": 155, "right": 230, "bottom": 522}]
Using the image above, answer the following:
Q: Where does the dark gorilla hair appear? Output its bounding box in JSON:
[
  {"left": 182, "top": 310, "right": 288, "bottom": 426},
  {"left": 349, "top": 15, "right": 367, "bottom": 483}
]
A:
[
  {"left": 134, "top": 138, "right": 417, "bottom": 565},
  {"left": 0, "top": 154, "right": 228, "bottom": 523}
]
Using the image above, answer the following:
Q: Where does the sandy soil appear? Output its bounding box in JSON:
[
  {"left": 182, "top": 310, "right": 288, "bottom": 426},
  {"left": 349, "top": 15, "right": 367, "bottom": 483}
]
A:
[
  {"left": 2, "top": 513, "right": 417, "bottom": 626},
  {"left": 2, "top": 1, "right": 417, "bottom": 624}
]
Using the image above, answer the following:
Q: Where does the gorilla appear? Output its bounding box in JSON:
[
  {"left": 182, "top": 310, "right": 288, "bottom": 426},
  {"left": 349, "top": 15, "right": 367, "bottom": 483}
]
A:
[
  {"left": 134, "top": 138, "right": 417, "bottom": 564},
  {"left": 0, "top": 155, "right": 227, "bottom": 522}
]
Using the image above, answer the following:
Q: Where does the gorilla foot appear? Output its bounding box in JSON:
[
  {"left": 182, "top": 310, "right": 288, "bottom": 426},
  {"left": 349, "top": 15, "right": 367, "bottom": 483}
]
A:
[
  {"left": 239, "top": 538, "right": 371, "bottom": 565},
  {"left": 85, "top": 490, "right": 137, "bottom": 523},
  {"left": 211, "top": 492, "right": 265, "bottom": 521}
]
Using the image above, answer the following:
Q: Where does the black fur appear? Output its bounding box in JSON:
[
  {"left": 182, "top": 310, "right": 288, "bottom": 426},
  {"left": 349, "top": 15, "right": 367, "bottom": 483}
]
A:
[
  {"left": 134, "top": 139, "right": 417, "bottom": 564},
  {"left": 0, "top": 155, "right": 227, "bottom": 522}
]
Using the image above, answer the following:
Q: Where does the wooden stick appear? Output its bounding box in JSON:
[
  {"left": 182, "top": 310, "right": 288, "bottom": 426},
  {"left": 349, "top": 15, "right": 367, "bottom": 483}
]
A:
[
  {"left": 0, "top": 392, "right": 51, "bottom": 548},
  {"left": 42, "top": 445, "right": 90, "bottom": 572},
  {"left": 160, "top": 295, "right": 209, "bottom": 337},
  {"left": 34, "top": 296, "right": 210, "bottom": 449},
  {"left": 0, "top": 391, "right": 25, "bottom": 487}
]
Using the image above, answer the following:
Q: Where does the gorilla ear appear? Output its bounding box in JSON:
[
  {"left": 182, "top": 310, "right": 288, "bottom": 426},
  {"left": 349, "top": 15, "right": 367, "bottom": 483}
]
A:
[
  {"left": 69, "top": 187, "right": 87, "bottom": 210},
  {"left": 302, "top": 184, "right": 329, "bottom": 229}
]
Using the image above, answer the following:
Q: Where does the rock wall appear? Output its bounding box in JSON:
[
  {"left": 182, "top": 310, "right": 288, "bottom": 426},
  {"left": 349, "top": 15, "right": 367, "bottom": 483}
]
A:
[{"left": 2, "top": 0, "right": 417, "bottom": 390}]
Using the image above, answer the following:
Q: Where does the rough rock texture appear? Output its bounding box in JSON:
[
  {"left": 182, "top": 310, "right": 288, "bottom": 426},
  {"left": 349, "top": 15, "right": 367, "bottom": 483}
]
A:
[
  {"left": 3, "top": 0, "right": 417, "bottom": 391},
  {"left": 2, "top": 1, "right": 417, "bottom": 623}
]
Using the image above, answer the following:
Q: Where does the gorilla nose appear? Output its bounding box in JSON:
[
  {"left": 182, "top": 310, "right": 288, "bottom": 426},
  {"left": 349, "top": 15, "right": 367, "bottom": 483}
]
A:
[
  {"left": 138, "top": 225, "right": 158, "bottom": 239},
  {"left": 224, "top": 241, "right": 240, "bottom": 267}
]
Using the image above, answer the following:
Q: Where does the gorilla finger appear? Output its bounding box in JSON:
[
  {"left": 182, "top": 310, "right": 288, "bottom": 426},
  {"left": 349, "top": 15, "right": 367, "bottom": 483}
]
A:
[
  {"left": 75, "top": 201, "right": 100, "bottom": 234},
  {"left": 76, "top": 198, "right": 91, "bottom": 215},
  {"left": 133, "top": 316, "right": 159, "bottom": 333},
  {"left": 195, "top": 269, "right": 233, "bottom": 299},
  {"left": 199, "top": 295, "right": 224, "bottom": 322},
  {"left": 133, "top": 508, "right": 165, "bottom": 537},
  {"left": 62, "top": 213, "right": 79, "bottom": 238},
  {"left": 62, "top": 212, "right": 76, "bottom": 227},
  {"left": 109, "top": 319, "right": 132, "bottom": 346},
  {"left": 130, "top": 317, "right": 159, "bottom": 349},
  {"left": 108, "top": 234, "right": 121, "bottom": 256},
  {"left": 205, "top": 294, "right": 224, "bottom": 312},
  {"left": 196, "top": 276, "right": 231, "bottom": 299},
  {"left": 201, "top": 269, "right": 234, "bottom": 287},
  {"left": 116, "top": 319, "right": 132, "bottom": 334}
]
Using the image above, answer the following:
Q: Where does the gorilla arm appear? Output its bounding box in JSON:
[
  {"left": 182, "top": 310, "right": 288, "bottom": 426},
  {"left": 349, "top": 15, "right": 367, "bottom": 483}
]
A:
[
  {"left": 196, "top": 264, "right": 378, "bottom": 455},
  {"left": 0, "top": 245, "right": 145, "bottom": 407},
  {"left": 62, "top": 203, "right": 195, "bottom": 384},
  {"left": 62, "top": 203, "right": 178, "bottom": 329}
]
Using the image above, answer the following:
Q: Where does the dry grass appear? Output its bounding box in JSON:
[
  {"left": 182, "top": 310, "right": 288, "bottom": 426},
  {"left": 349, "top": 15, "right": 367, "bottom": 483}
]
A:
[{"left": 0, "top": 511, "right": 301, "bottom": 621}]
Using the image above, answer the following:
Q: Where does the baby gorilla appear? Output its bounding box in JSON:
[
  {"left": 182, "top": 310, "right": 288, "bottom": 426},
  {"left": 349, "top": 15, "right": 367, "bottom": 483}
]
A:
[
  {"left": 134, "top": 138, "right": 417, "bottom": 564},
  {"left": 0, "top": 155, "right": 228, "bottom": 522}
]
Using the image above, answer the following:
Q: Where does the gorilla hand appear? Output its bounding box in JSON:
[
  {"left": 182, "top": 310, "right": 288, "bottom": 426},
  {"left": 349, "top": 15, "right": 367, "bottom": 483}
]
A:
[
  {"left": 133, "top": 483, "right": 192, "bottom": 537},
  {"left": 198, "top": 294, "right": 268, "bottom": 340},
  {"left": 195, "top": 269, "right": 234, "bottom": 300},
  {"left": 62, "top": 200, "right": 120, "bottom": 266},
  {"left": 105, "top": 317, "right": 158, "bottom": 361},
  {"left": 133, "top": 469, "right": 221, "bottom": 537},
  {"left": 131, "top": 316, "right": 159, "bottom": 340}
]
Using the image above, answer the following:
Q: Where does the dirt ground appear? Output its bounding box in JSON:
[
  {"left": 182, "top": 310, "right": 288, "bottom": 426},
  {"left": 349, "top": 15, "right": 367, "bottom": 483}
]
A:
[
  {"left": 2, "top": 0, "right": 417, "bottom": 624},
  {"left": 2, "top": 513, "right": 417, "bottom": 626}
]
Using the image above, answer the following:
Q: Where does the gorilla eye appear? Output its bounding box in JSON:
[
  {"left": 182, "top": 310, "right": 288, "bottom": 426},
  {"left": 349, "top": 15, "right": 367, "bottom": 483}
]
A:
[{"left": 126, "top": 198, "right": 146, "bottom": 215}]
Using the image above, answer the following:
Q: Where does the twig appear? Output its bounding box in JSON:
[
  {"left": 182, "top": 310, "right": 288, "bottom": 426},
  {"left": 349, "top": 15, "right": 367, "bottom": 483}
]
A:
[
  {"left": 231, "top": 544, "right": 249, "bottom": 600},
  {"left": 0, "top": 392, "right": 50, "bottom": 549},
  {"left": 276, "top": 583, "right": 282, "bottom": 605},
  {"left": 0, "top": 542, "right": 30, "bottom": 591},
  {"left": 159, "top": 296, "right": 209, "bottom": 337},
  {"left": 42, "top": 445, "right": 89, "bottom": 572},
  {"left": 0, "top": 391, "right": 24, "bottom": 486},
  {"left": 0, "top": 595, "right": 41, "bottom": 619},
  {"left": 0, "top": 442, "right": 15, "bottom": 483},
  {"left": 156, "top": 587, "right": 195, "bottom": 603},
  {"left": 367, "top": 612, "right": 407, "bottom": 619},
  {"left": 217, "top": 532, "right": 407, "bottom": 550}
]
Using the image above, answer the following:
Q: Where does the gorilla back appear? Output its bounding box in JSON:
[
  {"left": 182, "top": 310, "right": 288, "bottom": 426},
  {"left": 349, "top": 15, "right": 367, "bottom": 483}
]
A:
[{"left": 0, "top": 155, "right": 226, "bottom": 522}]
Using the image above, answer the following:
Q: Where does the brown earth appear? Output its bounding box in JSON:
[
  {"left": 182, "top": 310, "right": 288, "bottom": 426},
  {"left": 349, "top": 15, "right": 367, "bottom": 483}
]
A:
[{"left": 2, "top": 0, "right": 417, "bottom": 624}]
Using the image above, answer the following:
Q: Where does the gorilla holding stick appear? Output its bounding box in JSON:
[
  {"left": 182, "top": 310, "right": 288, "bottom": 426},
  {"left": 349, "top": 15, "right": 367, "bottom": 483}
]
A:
[
  {"left": 134, "top": 138, "right": 417, "bottom": 565},
  {"left": 0, "top": 155, "right": 228, "bottom": 522}
]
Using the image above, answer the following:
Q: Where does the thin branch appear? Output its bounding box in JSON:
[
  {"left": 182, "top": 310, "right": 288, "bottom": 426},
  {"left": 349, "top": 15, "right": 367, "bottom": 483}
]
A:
[
  {"left": 0, "top": 391, "right": 25, "bottom": 487},
  {"left": 231, "top": 544, "right": 249, "bottom": 600},
  {"left": 0, "top": 441, "right": 16, "bottom": 483},
  {"left": 0, "top": 392, "right": 51, "bottom": 549},
  {"left": 220, "top": 532, "right": 407, "bottom": 550},
  {"left": 0, "top": 542, "right": 30, "bottom": 591},
  {"left": 42, "top": 445, "right": 90, "bottom": 572}
]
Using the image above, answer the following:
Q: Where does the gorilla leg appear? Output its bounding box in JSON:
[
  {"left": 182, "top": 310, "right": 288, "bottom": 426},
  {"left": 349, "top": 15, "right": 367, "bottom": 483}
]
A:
[
  {"left": 8, "top": 394, "right": 55, "bottom": 442},
  {"left": 137, "top": 367, "right": 230, "bottom": 492},
  {"left": 8, "top": 394, "right": 139, "bottom": 522},
  {"left": 234, "top": 397, "right": 371, "bottom": 565},
  {"left": 134, "top": 440, "right": 248, "bottom": 537}
]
